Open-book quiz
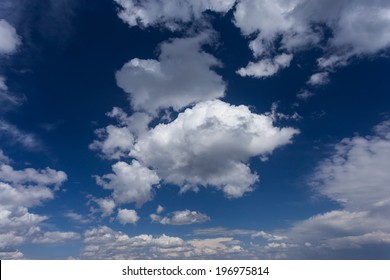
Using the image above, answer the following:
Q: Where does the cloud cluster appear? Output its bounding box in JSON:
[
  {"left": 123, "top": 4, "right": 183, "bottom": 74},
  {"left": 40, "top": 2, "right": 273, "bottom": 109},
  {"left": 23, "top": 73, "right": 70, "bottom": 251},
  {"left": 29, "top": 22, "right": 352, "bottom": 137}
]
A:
[
  {"left": 116, "top": 33, "right": 225, "bottom": 114},
  {"left": 81, "top": 225, "right": 244, "bottom": 259},
  {"left": 261, "top": 120, "right": 390, "bottom": 258},
  {"left": 234, "top": 0, "right": 390, "bottom": 77},
  {"left": 151, "top": 209, "right": 210, "bottom": 225},
  {"left": 0, "top": 153, "right": 73, "bottom": 258},
  {"left": 114, "top": 0, "right": 235, "bottom": 30}
]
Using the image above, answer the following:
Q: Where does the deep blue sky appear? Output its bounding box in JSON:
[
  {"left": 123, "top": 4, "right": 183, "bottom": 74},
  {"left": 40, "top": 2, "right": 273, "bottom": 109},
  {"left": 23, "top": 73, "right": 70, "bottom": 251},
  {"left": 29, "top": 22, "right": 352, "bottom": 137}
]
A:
[{"left": 1, "top": 0, "right": 390, "bottom": 260}]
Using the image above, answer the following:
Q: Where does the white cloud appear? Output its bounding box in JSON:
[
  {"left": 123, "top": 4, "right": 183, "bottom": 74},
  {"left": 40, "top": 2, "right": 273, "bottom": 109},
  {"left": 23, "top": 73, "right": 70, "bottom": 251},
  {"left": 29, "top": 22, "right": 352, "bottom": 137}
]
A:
[
  {"left": 117, "top": 208, "right": 139, "bottom": 225},
  {"left": 131, "top": 100, "right": 298, "bottom": 198},
  {"left": 114, "top": 0, "right": 235, "bottom": 30},
  {"left": 251, "top": 231, "right": 287, "bottom": 241},
  {"left": 81, "top": 226, "right": 246, "bottom": 259},
  {"left": 237, "top": 53, "right": 293, "bottom": 78},
  {"left": 262, "top": 120, "right": 390, "bottom": 258},
  {"left": 0, "top": 19, "right": 20, "bottom": 54},
  {"left": 307, "top": 72, "right": 329, "bottom": 86},
  {"left": 151, "top": 210, "right": 210, "bottom": 225},
  {"left": 0, "top": 161, "right": 67, "bottom": 255},
  {"left": 89, "top": 108, "right": 152, "bottom": 159},
  {"left": 95, "top": 160, "right": 160, "bottom": 208},
  {"left": 233, "top": 0, "right": 390, "bottom": 75},
  {"left": 32, "top": 231, "right": 80, "bottom": 244},
  {"left": 0, "top": 164, "right": 67, "bottom": 189},
  {"left": 116, "top": 33, "right": 225, "bottom": 114}
]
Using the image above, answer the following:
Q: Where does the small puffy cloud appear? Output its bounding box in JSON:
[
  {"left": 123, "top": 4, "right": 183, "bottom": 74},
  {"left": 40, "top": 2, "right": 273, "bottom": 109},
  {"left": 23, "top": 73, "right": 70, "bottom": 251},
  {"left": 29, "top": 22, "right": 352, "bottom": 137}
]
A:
[
  {"left": 117, "top": 208, "right": 139, "bottom": 225},
  {"left": 32, "top": 231, "right": 80, "bottom": 244},
  {"left": 93, "top": 198, "right": 116, "bottom": 218},
  {"left": 64, "top": 212, "right": 91, "bottom": 224},
  {"left": 251, "top": 231, "right": 287, "bottom": 241},
  {"left": 0, "top": 19, "right": 21, "bottom": 54},
  {"left": 116, "top": 33, "right": 225, "bottom": 114},
  {"left": 114, "top": 0, "right": 235, "bottom": 30},
  {"left": 131, "top": 100, "right": 298, "bottom": 198},
  {"left": 307, "top": 72, "right": 330, "bottom": 86},
  {"left": 95, "top": 160, "right": 160, "bottom": 208},
  {"left": 156, "top": 205, "right": 164, "bottom": 214},
  {"left": 237, "top": 53, "right": 293, "bottom": 78},
  {"left": 81, "top": 226, "right": 245, "bottom": 259},
  {"left": 151, "top": 210, "right": 210, "bottom": 225}
]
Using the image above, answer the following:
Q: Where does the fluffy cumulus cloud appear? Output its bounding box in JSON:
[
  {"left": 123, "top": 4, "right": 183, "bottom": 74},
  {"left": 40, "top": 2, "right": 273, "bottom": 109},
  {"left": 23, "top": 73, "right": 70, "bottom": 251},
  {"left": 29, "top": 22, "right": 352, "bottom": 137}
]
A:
[
  {"left": 81, "top": 225, "right": 244, "bottom": 259},
  {"left": 234, "top": 0, "right": 390, "bottom": 76},
  {"left": 114, "top": 0, "right": 235, "bottom": 30},
  {"left": 116, "top": 33, "right": 225, "bottom": 114},
  {"left": 261, "top": 120, "right": 390, "bottom": 259},
  {"left": 117, "top": 208, "right": 139, "bottom": 225},
  {"left": 0, "top": 19, "right": 21, "bottom": 54},
  {"left": 95, "top": 160, "right": 160, "bottom": 208},
  {"left": 0, "top": 155, "right": 68, "bottom": 258},
  {"left": 131, "top": 100, "right": 298, "bottom": 198},
  {"left": 151, "top": 210, "right": 210, "bottom": 225},
  {"left": 32, "top": 231, "right": 80, "bottom": 244},
  {"left": 306, "top": 72, "right": 330, "bottom": 86}
]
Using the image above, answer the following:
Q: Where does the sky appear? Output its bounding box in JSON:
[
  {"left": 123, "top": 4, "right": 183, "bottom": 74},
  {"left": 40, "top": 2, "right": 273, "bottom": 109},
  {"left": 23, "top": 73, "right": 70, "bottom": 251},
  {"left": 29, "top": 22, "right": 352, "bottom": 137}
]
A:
[{"left": 0, "top": 0, "right": 390, "bottom": 260}]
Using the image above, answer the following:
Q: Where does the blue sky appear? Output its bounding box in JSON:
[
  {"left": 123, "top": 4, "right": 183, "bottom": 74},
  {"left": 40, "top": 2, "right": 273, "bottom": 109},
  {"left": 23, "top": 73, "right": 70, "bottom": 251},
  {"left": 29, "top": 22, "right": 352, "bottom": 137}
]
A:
[{"left": 1, "top": 0, "right": 390, "bottom": 260}]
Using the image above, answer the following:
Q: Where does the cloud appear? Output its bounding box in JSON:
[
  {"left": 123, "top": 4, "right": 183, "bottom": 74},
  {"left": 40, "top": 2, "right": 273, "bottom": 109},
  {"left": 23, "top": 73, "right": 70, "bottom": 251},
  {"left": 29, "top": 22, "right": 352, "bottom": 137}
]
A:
[
  {"left": 32, "top": 231, "right": 80, "bottom": 244},
  {"left": 0, "top": 250, "right": 24, "bottom": 260},
  {"left": 116, "top": 33, "right": 225, "bottom": 114},
  {"left": 93, "top": 198, "right": 116, "bottom": 217},
  {"left": 151, "top": 210, "right": 210, "bottom": 225},
  {"left": 89, "top": 108, "right": 152, "bottom": 160},
  {"left": 237, "top": 53, "right": 293, "bottom": 78},
  {"left": 114, "top": 0, "right": 236, "bottom": 30},
  {"left": 156, "top": 205, "right": 164, "bottom": 214},
  {"left": 261, "top": 120, "right": 390, "bottom": 258},
  {"left": 0, "top": 19, "right": 20, "bottom": 54},
  {"left": 64, "top": 212, "right": 91, "bottom": 224},
  {"left": 233, "top": 0, "right": 390, "bottom": 75},
  {"left": 131, "top": 100, "right": 298, "bottom": 198},
  {"left": 95, "top": 160, "right": 160, "bottom": 208},
  {"left": 117, "top": 208, "right": 139, "bottom": 225},
  {"left": 81, "top": 226, "right": 245, "bottom": 259},
  {"left": 296, "top": 90, "right": 315, "bottom": 101},
  {"left": 0, "top": 149, "right": 11, "bottom": 164},
  {"left": 0, "top": 120, "right": 41, "bottom": 150},
  {"left": 0, "top": 160, "right": 67, "bottom": 257},
  {"left": 307, "top": 72, "right": 330, "bottom": 86}
]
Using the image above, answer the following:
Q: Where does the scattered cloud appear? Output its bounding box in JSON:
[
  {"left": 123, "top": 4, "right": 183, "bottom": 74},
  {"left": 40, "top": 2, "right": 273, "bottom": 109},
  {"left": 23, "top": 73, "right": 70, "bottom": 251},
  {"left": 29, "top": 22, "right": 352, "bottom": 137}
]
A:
[
  {"left": 114, "top": 0, "right": 236, "bottom": 30},
  {"left": 95, "top": 160, "right": 160, "bottom": 208},
  {"left": 64, "top": 212, "right": 91, "bottom": 224},
  {"left": 151, "top": 210, "right": 210, "bottom": 225},
  {"left": 116, "top": 32, "right": 225, "bottom": 114},
  {"left": 0, "top": 159, "right": 67, "bottom": 258},
  {"left": 81, "top": 225, "right": 245, "bottom": 259},
  {"left": 117, "top": 208, "right": 139, "bottom": 225},
  {"left": 131, "top": 100, "right": 298, "bottom": 198},
  {"left": 237, "top": 53, "right": 293, "bottom": 78},
  {"left": 0, "top": 19, "right": 21, "bottom": 54}
]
